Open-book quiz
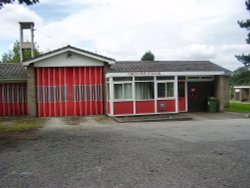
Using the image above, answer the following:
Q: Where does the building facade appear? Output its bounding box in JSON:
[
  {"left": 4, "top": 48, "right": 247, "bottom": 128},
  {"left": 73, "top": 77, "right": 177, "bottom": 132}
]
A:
[
  {"left": 0, "top": 45, "right": 231, "bottom": 117},
  {"left": 234, "top": 86, "right": 250, "bottom": 102}
]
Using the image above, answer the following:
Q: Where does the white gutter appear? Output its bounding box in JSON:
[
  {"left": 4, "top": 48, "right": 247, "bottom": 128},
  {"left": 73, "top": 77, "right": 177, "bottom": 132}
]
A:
[{"left": 106, "top": 71, "right": 225, "bottom": 78}]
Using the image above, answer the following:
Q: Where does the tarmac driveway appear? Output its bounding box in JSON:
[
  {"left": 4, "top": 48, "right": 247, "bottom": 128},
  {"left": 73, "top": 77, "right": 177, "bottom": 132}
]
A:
[{"left": 0, "top": 113, "right": 250, "bottom": 188}]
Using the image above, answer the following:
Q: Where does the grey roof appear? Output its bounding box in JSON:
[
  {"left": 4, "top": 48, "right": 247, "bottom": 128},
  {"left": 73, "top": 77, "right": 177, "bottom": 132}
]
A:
[
  {"left": 0, "top": 63, "right": 27, "bottom": 80},
  {"left": 110, "top": 61, "right": 231, "bottom": 74}
]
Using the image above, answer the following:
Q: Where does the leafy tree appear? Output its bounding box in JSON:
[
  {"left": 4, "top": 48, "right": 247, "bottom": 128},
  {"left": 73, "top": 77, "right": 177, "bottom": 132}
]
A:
[
  {"left": 141, "top": 51, "right": 155, "bottom": 61},
  {"left": 236, "top": 0, "right": 250, "bottom": 67},
  {"left": 0, "top": 0, "right": 39, "bottom": 8},
  {"left": 1, "top": 41, "right": 41, "bottom": 63},
  {"left": 231, "top": 67, "right": 250, "bottom": 86}
]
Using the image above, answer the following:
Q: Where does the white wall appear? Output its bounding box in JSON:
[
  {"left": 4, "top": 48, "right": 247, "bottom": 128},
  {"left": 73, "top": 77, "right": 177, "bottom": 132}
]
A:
[{"left": 34, "top": 52, "right": 104, "bottom": 67}]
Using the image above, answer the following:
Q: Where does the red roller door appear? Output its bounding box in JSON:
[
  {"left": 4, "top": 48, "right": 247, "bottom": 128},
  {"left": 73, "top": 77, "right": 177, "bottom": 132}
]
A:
[
  {"left": 36, "top": 67, "right": 104, "bottom": 117},
  {"left": 0, "top": 83, "right": 27, "bottom": 116}
]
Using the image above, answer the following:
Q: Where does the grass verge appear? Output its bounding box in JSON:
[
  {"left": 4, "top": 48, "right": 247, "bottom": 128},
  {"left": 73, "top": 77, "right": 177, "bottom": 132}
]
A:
[
  {"left": 225, "top": 102, "right": 250, "bottom": 113},
  {"left": 0, "top": 118, "right": 46, "bottom": 132}
]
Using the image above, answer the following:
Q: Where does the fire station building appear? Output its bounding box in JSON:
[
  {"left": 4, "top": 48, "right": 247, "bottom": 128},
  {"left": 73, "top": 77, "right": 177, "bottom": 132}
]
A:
[{"left": 0, "top": 45, "right": 231, "bottom": 117}]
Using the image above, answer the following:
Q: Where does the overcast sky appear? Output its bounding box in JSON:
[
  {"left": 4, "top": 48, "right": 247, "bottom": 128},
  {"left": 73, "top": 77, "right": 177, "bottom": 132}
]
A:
[{"left": 0, "top": 0, "right": 249, "bottom": 71}]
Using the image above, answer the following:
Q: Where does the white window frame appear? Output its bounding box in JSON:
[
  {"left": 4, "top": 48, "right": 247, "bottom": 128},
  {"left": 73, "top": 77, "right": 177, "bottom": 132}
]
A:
[
  {"left": 187, "top": 76, "right": 214, "bottom": 82},
  {"left": 113, "top": 81, "right": 133, "bottom": 101},
  {"left": 134, "top": 78, "right": 155, "bottom": 101},
  {"left": 156, "top": 81, "right": 175, "bottom": 100},
  {"left": 107, "top": 75, "right": 180, "bottom": 116}
]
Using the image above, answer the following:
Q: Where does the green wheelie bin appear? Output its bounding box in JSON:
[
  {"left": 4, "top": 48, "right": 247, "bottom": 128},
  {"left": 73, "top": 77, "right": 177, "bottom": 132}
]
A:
[{"left": 207, "top": 97, "right": 217, "bottom": 112}]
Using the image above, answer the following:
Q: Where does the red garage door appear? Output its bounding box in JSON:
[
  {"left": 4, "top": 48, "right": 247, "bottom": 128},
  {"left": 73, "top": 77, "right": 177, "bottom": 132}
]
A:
[
  {"left": 0, "top": 83, "right": 27, "bottom": 116},
  {"left": 36, "top": 67, "right": 104, "bottom": 117}
]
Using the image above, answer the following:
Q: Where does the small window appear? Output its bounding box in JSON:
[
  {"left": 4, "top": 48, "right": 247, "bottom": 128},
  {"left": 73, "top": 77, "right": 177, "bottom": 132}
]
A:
[
  {"left": 135, "top": 77, "right": 154, "bottom": 81},
  {"left": 135, "top": 82, "right": 154, "bottom": 100},
  {"left": 201, "top": 76, "right": 213, "bottom": 79},
  {"left": 178, "top": 76, "right": 186, "bottom": 80},
  {"left": 187, "top": 76, "right": 199, "bottom": 80},
  {"left": 158, "top": 82, "right": 174, "bottom": 98},
  {"left": 113, "top": 77, "right": 132, "bottom": 81},
  {"left": 114, "top": 83, "right": 132, "bottom": 100},
  {"left": 157, "top": 76, "right": 174, "bottom": 80}
]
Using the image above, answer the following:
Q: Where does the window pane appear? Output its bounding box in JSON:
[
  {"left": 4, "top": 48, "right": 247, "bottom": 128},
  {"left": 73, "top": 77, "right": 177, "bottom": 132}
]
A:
[
  {"left": 178, "top": 76, "right": 185, "bottom": 80},
  {"left": 167, "top": 83, "right": 174, "bottom": 97},
  {"left": 158, "top": 83, "right": 165, "bottom": 98},
  {"left": 158, "top": 82, "right": 174, "bottom": 98},
  {"left": 114, "top": 84, "right": 123, "bottom": 99},
  {"left": 136, "top": 82, "right": 154, "bottom": 100},
  {"left": 124, "top": 83, "right": 132, "bottom": 99},
  {"left": 135, "top": 77, "right": 153, "bottom": 81},
  {"left": 157, "top": 76, "right": 174, "bottom": 80},
  {"left": 178, "top": 82, "right": 185, "bottom": 98},
  {"left": 113, "top": 77, "right": 132, "bottom": 81},
  {"left": 188, "top": 76, "right": 199, "bottom": 79},
  {"left": 201, "top": 76, "right": 213, "bottom": 79}
]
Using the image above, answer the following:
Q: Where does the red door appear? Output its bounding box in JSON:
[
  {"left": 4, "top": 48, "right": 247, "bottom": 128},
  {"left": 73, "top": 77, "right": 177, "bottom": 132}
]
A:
[
  {"left": 0, "top": 83, "right": 27, "bottom": 116},
  {"left": 36, "top": 67, "right": 104, "bottom": 117}
]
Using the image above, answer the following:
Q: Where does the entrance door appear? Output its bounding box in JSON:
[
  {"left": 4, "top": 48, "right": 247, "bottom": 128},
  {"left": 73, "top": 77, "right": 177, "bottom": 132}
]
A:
[
  {"left": 36, "top": 67, "right": 104, "bottom": 117},
  {"left": 188, "top": 82, "right": 214, "bottom": 112},
  {"left": 178, "top": 81, "right": 186, "bottom": 112}
]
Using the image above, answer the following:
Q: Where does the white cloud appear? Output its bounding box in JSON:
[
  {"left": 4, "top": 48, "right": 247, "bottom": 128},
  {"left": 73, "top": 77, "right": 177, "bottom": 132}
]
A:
[
  {"left": 0, "top": 4, "right": 42, "bottom": 40},
  {"left": 0, "top": 0, "right": 249, "bottom": 70}
]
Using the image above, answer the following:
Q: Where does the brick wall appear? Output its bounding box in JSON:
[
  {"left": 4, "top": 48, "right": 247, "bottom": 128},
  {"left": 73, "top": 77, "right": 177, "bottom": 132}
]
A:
[
  {"left": 215, "top": 76, "right": 230, "bottom": 112},
  {"left": 26, "top": 65, "right": 37, "bottom": 117}
]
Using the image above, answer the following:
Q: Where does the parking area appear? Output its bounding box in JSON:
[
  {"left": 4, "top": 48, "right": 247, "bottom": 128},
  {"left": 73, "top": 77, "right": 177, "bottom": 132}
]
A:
[{"left": 0, "top": 113, "right": 250, "bottom": 188}]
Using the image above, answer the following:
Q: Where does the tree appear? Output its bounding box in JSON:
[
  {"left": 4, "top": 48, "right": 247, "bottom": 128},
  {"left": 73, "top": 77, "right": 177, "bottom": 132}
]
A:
[
  {"left": 231, "top": 67, "right": 250, "bottom": 86},
  {"left": 236, "top": 0, "right": 250, "bottom": 67},
  {"left": 1, "top": 41, "right": 41, "bottom": 63},
  {"left": 0, "top": 0, "right": 39, "bottom": 8},
  {"left": 141, "top": 51, "right": 155, "bottom": 61}
]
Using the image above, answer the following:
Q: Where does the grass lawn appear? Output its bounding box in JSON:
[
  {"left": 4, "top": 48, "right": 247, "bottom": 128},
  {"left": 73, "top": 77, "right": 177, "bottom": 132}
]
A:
[
  {"left": 225, "top": 102, "right": 250, "bottom": 113},
  {"left": 0, "top": 118, "right": 46, "bottom": 132}
]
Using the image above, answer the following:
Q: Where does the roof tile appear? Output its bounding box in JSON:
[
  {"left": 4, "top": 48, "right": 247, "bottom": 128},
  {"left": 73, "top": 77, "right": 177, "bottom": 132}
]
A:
[
  {"left": 110, "top": 61, "right": 231, "bottom": 74},
  {"left": 0, "top": 63, "right": 26, "bottom": 80}
]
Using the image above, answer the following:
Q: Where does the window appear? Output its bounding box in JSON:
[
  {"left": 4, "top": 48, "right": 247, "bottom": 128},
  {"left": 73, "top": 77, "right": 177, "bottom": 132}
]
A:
[
  {"left": 178, "top": 82, "right": 185, "bottom": 97},
  {"left": 37, "top": 85, "right": 68, "bottom": 102},
  {"left": 114, "top": 83, "right": 132, "bottom": 100},
  {"left": 73, "top": 85, "right": 103, "bottom": 102},
  {"left": 158, "top": 82, "right": 174, "bottom": 98},
  {"left": 157, "top": 76, "right": 174, "bottom": 80},
  {"left": 187, "top": 76, "right": 199, "bottom": 80},
  {"left": 135, "top": 77, "right": 153, "bottom": 81},
  {"left": 178, "top": 76, "right": 186, "bottom": 80},
  {"left": 201, "top": 76, "right": 213, "bottom": 79},
  {"left": 113, "top": 77, "right": 132, "bottom": 81},
  {"left": 135, "top": 82, "right": 154, "bottom": 100},
  {"left": 0, "top": 84, "right": 27, "bottom": 103},
  {"left": 187, "top": 76, "right": 214, "bottom": 81}
]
